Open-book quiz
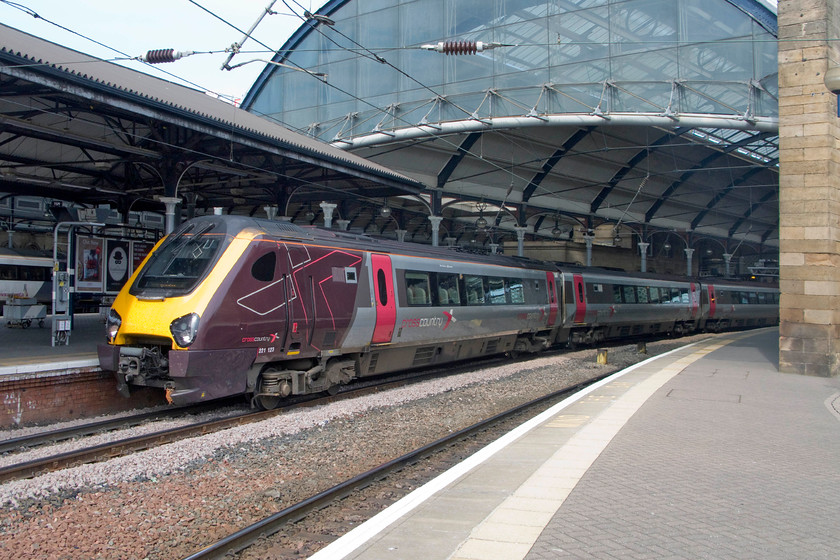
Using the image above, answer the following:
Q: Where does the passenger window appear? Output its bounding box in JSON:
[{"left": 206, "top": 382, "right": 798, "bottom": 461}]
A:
[
  {"left": 465, "top": 275, "right": 485, "bottom": 305},
  {"left": 623, "top": 285, "right": 636, "bottom": 304},
  {"left": 650, "top": 287, "right": 661, "bottom": 303},
  {"left": 510, "top": 279, "right": 525, "bottom": 304},
  {"left": 406, "top": 272, "right": 431, "bottom": 306},
  {"left": 637, "top": 286, "right": 650, "bottom": 303},
  {"left": 377, "top": 269, "right": 388, "bottom": 306},
  {"left": 251, "top": 252, "right": 276, "bottom": 282},
  {"left": 613, "top": 285, "right": 623, "bottom": 303},
  {"left": 437, "top": 273, "right": 461, "bottom": 305},
  {"left": 487, "top": 277, "right": 507, "bottom": 304}
]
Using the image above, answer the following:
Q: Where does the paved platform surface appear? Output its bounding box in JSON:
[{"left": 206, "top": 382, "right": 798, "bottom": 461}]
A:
[
  {"left": 311, "top": 328, "right": 840, "bottom": 560},
  {"left": 0, "top": 313, "right": 101, "bottom": 375}
]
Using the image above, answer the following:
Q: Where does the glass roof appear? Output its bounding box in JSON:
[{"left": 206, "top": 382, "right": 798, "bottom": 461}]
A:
[{"left": 242, "top": 0, "right": 779, "bottom": 247}]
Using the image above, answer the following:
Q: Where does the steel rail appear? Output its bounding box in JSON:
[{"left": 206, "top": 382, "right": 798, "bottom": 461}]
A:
[
  {"left": 180, "top": 370, "right": 615, "bottom": 560},
  {"left": 0, "top": 355, "right": 511, "bottom": 483}
]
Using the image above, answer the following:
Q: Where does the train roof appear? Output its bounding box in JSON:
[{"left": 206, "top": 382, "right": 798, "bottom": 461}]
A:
[
  {"left": 0, "top": 247, "right": 54, "bottom": 265},
  {"left": 181, "top": 215, "right": 557, "bottom": 272},
  {"left": 172, "top": 215, "right": 778, "bottom": 288}
]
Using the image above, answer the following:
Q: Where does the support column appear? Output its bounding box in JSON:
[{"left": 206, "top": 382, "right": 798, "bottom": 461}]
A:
[
  {"left": 428, "top": 216, "right": 443, "bottom": 247},
  {"left": 395, "top": 229, "right": 407, "bottom": 242},
  {"left": 158, "top": 196, "right": 180, "bottom": 235},
  {"left": 584, "top": 232, "right": 593, "bottom": 267},
  {"left": 778, "top": 0, "right": 840, "bottom": 377},
  {"left": 264, "top": 205, "right": 278, "bottom": 221},
  {"left": 514, "top": 226, "right": 528, "bottom": 257},
  {"left": 319, "top": 202, "right": 336, "bottom": 229},
  {"left": 336, "top": 219, "right": 350, "bottom": 231},
  {"left": 722, "top": 253, "right": 732, "bottom": 278},
  {"left": 638, "top": 242, "right": 650, "bottom": 273},
  {"left": 684, "top": 248, "right": 694, "bottom": 277}
]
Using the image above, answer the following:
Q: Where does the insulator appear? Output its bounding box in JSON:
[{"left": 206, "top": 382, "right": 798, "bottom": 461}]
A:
[
  {"left": 144, "top": 49, "right": 177, "bottom": 64},
  {"left": 143, "top": 49, "right": 194, "bottom": 64},
  {"left": 441, "top": 40, "right": 478, "bottom": 55}
]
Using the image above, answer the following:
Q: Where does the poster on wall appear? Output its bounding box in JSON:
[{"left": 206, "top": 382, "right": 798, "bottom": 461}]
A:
[
  {"left": 76, "top": 236, "right": 104, "bottom": 292},
  {"left": 132, "top": 241, "right": 154, "bottom": 271},
  {"left": 105, "top": 240, "right": 131, "bottom": 293}
]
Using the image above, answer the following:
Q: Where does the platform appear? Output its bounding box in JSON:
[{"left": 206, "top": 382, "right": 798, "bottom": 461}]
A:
[
  {"left": 0, "top": 313, "right": 101, "bottom": 376},
  {"left": 311, "top": 328, "right": 840, "bottom": 560}
]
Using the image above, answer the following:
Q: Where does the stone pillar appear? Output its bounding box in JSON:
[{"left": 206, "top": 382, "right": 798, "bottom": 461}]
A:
[
  {"left": 395, "top": 229, "right": 407, "bottom": 242},
  {"left": 336, "top": 219, "right": 350, "bottom": 231},
  {"left": 638, "top": 242, "right": 650, "bottom": 273},
  {"left": 319, "top": 202, "right": 336, "bottom": 228},
  {"left": 264, "top": 205, "right": 278, "bottom": 220},
  {"left": 584, "top": 232, "right": 593, "bottom": 267},
  {"left": 778, "top": 0, "right": 840, "bottom": 377},
  {"left": 158, "top": 196, "right": 180, "bottom": 234},
  {"left": 684, "top": 248, "right": 694, "bottom": 277},
  {"left": 722, "top": 253, "right": 732, "bottom": 279},
  {"left": 428, "top": 216, "right": 443, "bottom": 246},
  {"left": 514, "top": 226, "right": 528, "bottom": 257}
]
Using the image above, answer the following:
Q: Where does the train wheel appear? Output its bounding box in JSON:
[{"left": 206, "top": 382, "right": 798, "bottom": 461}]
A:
[
  {"left": 22, "top": 319, "right": 30, "bottom": 329},
  {"left": 254, "top": 368, "right": 292, "bottom": 411}
]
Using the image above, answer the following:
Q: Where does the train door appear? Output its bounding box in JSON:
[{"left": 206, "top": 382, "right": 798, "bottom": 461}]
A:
[
  {"left": 284, "top": 245, "right": 313, "bottom": 354},
  {"left": 707, "top": 284, "right": 717, "bottom": 318},
  {"left": 545, "top": 271, "right": 559, "bottom": 325},
  {"left": 572, "top": 273, "right": 587, "bottom": 324},
  {"left": 371, "top": 254, "right": 396, "bottom": 344},
  {"left": 689, "top": 282, "right": 700, "bottom": 319}
]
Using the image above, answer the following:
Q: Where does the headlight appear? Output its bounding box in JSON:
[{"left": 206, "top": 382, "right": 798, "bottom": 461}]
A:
[
  {"left": 106, "top": 309, "right": 122, "bottom": 342},
  {"left": 170, "top": 313, "right": 200, "bottom": 347}
]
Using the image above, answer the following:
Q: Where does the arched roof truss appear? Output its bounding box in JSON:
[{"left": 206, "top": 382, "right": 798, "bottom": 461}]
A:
[{"left": 243, "top": 0, "right": 779, "bottom": 250}]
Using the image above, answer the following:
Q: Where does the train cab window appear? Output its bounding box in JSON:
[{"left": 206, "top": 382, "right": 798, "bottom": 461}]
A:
[
  {"left": 465, "top": 275, "right": 485, "bottom": 305},
  {"left": 437, "top": 273, "right": 461, "bottom": 305},
  {"left": 636, "top": 286, "right": 650, "bottom": 304},
  {"left": 132, "top": 222, "right": 224, "bottom": 297},
  {"left": 622, "top": 285, "right": 636, "bottom": 304},
  {"left": 251, "top": 252, "right": 276, "bottom": 282},
  {"left": 406, "top": 272, "right": 431, "bottom": 306}
]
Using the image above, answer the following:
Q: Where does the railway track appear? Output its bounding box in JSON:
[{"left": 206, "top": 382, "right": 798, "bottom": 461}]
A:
[
  {"left": 0, "top": 351, "right": 528, "bottom": 484},
  {"left": 0, "top": 401, "right": 241, "bottom": 455},
  {"left": 178, "top": 370, "right": 614, "bottom": 560}
]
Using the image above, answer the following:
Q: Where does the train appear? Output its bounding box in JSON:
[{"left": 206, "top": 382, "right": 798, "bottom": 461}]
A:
[
  {"left": 0, "top": 248, "right": 53, "bottom": 305},
  {"left": 97, "top": 215, "right": 779, "bottom": 409}
]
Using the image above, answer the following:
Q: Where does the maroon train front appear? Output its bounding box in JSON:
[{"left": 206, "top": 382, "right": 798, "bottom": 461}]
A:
[{"left": 98, "top": 215, "right": 779, "bottom": 409}]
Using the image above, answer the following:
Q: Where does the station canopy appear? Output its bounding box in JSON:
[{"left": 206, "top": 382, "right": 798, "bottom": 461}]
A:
[
  {"left": 0, "top": 23, "right": 423, "bottom": 233},
  {"left": 243, "top": 0, "right": 779, "bottom": 254}
]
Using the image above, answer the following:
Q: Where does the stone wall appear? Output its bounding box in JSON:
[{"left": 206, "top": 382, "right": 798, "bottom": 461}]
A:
[{"left": 777, "top": 0, "right": 840, "bottom": 376}]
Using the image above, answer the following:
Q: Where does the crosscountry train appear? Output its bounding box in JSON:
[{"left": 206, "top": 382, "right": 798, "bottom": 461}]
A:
[{"left": 97, "top": 216, "right": 779, "bottom": 409}]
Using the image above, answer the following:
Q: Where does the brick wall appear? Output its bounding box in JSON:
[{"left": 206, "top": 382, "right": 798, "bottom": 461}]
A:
[{"left": 1, "top": 368, "right": 166, "bottom": 428}]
